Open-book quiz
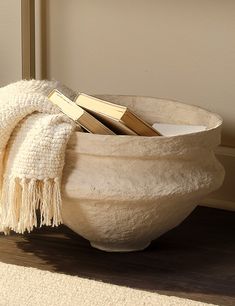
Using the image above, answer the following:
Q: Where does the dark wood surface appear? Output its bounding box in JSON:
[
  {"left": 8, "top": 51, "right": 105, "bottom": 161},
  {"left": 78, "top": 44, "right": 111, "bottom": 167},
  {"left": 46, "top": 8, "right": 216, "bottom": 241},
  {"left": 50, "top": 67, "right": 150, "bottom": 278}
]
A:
[{"left": 0, "top": 206, "right": 235, "bottom": 305}]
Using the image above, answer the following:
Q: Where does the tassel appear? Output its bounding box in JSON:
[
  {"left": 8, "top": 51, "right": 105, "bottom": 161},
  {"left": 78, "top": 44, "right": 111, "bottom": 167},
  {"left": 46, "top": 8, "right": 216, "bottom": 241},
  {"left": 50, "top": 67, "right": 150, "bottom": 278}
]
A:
[
  {"left": 52, "top": 178, "right": 63, "bottom": 227},
  {"left": 0, "top": 176, "right": 63, "bottom": 234}
]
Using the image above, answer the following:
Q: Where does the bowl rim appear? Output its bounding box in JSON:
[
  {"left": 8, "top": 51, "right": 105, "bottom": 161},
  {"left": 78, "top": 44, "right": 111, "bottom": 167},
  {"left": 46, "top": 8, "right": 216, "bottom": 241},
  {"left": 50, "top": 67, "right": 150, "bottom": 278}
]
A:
[{"left": 74, "top": 94, "right": 223, "bottom": 140}]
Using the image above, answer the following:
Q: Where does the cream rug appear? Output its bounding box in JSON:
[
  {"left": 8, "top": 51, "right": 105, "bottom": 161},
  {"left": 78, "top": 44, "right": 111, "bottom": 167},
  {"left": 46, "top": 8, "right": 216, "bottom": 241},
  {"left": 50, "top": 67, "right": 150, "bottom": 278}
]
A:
[{"left": 0, "top": 262, "right": 215, "bottom": 306}]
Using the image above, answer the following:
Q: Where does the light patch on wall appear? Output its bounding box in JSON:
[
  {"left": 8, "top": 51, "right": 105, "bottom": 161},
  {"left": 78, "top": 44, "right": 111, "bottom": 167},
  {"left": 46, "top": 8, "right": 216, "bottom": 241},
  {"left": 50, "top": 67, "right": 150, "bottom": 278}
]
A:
[{"left": 0, "top": 0, "right": 21, "bottom": 85}]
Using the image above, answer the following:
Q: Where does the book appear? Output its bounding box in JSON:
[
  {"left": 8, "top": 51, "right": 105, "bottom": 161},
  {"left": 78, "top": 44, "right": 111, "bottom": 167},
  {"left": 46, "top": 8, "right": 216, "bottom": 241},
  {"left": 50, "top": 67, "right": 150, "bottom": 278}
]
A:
[
  {"left": 48, "top": 90, "right": 115, "bottom": 135},
  {"left": 74, "top": 93, "right": 161, "bottom": 136},
  {"left": 152, "top": 123, "right": 206, "bottom": 136}
]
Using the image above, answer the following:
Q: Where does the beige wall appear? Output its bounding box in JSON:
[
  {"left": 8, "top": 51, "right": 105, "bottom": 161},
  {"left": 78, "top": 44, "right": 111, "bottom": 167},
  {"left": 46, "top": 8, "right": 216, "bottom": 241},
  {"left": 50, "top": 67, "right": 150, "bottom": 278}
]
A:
[
  {"left": 43, "top": 0, "right": 235, "bottom": 147},
  {"left": 0, "top": 1, "right": 21, "bottom": 86},
  {"left": 0, "top": 1, "right": 233, "bottom": 209},
  {"left": 39, "top": 0, "right": 235, "bottom": 210}
]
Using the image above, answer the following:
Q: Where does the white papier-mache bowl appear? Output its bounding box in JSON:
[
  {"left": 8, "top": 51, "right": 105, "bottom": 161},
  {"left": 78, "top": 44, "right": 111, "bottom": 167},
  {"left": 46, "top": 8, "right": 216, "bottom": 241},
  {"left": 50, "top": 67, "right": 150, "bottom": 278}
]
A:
[{"left": 61, "top": 95, "right": 225, "bottom": 252}]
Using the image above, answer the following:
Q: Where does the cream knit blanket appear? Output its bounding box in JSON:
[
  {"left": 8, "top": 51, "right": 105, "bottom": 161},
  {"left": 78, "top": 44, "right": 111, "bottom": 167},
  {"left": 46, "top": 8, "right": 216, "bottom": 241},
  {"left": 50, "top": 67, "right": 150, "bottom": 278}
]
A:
[{"left": 0, "top": 80, "right": 76, "bottom": 234}]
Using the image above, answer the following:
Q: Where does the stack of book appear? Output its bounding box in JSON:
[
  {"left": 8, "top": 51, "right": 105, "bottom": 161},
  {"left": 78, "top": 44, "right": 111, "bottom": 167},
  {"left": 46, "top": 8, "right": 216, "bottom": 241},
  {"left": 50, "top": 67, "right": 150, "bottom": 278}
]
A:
[
  {"left": 48, "top": 90, "right": 207, "bottom": 137},
  {"left": 48, "top": 90, "right": 161, "bottom": 136}
]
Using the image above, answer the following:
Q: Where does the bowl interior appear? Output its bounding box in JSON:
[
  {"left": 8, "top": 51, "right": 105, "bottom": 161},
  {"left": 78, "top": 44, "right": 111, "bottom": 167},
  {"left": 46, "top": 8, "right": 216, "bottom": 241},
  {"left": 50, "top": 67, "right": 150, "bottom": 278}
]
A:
[
  {"left": 66, "top": 95, "right": 222, "bottom": 155},
  {"left": 93, "top": 95, "right": 222, "bottom": 129}
]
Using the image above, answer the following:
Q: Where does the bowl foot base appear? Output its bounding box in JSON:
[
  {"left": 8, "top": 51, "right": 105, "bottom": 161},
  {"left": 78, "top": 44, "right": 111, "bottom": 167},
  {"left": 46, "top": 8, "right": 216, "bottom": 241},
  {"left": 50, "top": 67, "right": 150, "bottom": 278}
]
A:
[{"left": 90, "top": 240, "right": 151, "bottom": 252}]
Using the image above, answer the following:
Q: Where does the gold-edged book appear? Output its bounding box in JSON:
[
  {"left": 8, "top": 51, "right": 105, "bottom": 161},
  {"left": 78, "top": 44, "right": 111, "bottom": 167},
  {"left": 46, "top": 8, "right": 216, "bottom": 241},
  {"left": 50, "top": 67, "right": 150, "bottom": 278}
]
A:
[
  {"left": 48, "top": 90, "right": 115, "bottom": 135},
  {"left": 75, "top": 93, "right": 161, "bottom": 136}
]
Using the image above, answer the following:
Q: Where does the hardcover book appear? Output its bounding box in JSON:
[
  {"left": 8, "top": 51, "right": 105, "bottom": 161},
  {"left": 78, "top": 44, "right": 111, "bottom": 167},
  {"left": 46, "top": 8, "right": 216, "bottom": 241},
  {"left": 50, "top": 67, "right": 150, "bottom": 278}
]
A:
[
  {"left": 75, "top": 93, "right": 161, "bottom": 136},
  {"left": 48, "top": 90, "right": 115, "bottom": 135}
]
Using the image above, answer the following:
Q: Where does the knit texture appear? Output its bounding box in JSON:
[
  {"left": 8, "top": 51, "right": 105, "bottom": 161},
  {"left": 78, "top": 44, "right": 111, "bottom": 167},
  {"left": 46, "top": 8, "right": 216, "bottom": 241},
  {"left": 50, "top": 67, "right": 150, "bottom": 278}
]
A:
[{"left": 0, "top": 80, "right": 76, "bottom": 234}]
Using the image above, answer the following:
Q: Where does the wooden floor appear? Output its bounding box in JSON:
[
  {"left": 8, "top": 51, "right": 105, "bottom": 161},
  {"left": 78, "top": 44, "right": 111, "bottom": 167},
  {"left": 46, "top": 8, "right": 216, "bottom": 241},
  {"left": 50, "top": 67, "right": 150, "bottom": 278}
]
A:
[{"left": 0, "top": 206, "right": 235, "bottom": 306}]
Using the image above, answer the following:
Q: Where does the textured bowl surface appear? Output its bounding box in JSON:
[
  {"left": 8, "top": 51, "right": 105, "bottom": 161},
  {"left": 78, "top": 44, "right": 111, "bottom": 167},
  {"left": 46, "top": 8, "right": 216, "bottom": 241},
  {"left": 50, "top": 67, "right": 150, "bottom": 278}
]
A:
[{"left": 61, "top": 95, "right": 225, "bottom": 252}]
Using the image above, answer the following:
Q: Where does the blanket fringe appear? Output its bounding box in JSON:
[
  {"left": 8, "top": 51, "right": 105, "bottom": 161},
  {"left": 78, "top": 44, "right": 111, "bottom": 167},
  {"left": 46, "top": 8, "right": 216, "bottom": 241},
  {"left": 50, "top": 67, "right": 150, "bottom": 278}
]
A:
[{"left": 0, "top": 177, "right": 63, "bottom": 234}]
